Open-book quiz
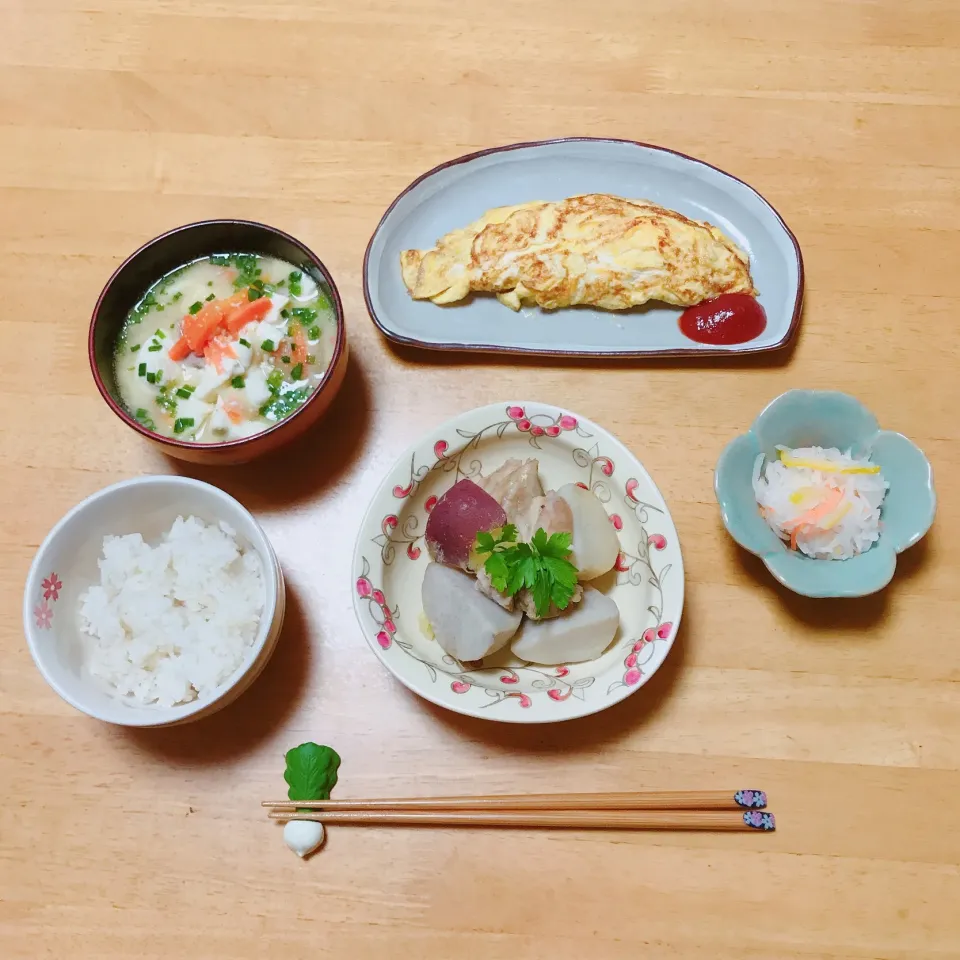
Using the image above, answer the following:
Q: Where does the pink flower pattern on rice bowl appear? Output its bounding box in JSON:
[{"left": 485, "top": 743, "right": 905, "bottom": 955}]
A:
[
  {"left": 351, "top": 402, "right": 684, "bottom": 723},
  {"left": 34, "top": 572, "right": 62, "bottom": 629}
]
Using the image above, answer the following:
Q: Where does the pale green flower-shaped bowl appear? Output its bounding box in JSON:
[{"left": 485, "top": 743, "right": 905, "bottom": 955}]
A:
[{"left": 715, "top": 390, "right": 935, "bottom": 598}]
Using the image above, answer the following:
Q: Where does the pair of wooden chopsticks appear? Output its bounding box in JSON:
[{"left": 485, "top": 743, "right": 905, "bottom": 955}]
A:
[{"left": 263, "top": 790, "right": 775, "bottom": 832}]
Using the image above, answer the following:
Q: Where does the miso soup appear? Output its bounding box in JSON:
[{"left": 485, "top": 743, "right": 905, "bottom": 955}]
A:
[{"left": 114, "top": 254, "right": 336, "bottom": 442}]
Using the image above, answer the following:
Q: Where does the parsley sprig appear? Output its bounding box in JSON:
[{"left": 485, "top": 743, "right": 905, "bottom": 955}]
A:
[{"left": 474, "top": 524, "right": 579, "bottom": 618}]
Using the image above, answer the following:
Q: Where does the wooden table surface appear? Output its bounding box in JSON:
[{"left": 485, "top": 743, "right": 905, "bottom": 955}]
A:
[{"left": 3, "top": 1, "right": 959, "bottom": 957}]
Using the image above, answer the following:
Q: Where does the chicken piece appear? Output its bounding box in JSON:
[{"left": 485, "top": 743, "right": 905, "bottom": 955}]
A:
[
  {"left": 474, "top": 489, "right": 576, "bottom": 614},
  {"left": 515, "top": 582, "right": 583, "bottom": 621},
  {"left": 474, "top": 565, "right": 515, "bottom": 612},
  {"left": 519, "top": 490, "right": 573, "bottom": 541},
  {"left": 478, "top": 490, "right": 578, "bottom": 618},
  {"left": 421, "top": 563, "right": 522, "bottom": 661},
  {"left": 511, "top": 586, "right": 620, "bottom": 665},
  {"left": 514, "top": 492, "right": 579, "bottom": 618},
  {"left": 401, "top": 194, "right": 756, "bottom": 313},
  {"left": 475, "top": 459, "right": 544, "bottom": 528}
]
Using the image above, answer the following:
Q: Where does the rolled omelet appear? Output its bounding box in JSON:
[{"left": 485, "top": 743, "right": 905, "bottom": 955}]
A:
[{"left": 400, "top": 194, "right": 756, "bottom": 312}]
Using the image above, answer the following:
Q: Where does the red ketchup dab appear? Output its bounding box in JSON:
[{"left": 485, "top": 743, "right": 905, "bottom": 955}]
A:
[{"left": 678, "top": 294, "right": 767, "bottom": 345}]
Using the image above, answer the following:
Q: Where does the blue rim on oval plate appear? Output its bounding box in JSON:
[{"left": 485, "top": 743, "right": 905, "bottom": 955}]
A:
[{"left": 714, "top": 390, "right": 935, "bottom": 598}]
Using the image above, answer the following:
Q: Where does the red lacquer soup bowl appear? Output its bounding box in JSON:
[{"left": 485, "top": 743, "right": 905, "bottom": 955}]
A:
[{"left": 89, "top": 219, "right": 348, "bottom": 465}]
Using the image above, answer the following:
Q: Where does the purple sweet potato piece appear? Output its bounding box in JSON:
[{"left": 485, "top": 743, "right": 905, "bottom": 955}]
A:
[{"left": 425, "top": 478, "right": 508, "bottom": 568}]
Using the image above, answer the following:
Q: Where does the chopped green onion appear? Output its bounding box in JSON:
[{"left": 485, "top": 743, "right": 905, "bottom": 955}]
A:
[
  {"left": 147, "top": 344, "right": 162, "bottom": 352},
  {"left": 189, "top": 301, "right": 203, "bottom": 314},
  {"left": 157, "top": 305, "right": 165, "bottom": 312},
  {"left": 131, "top": 344, "right": 141, "bottom": 353},
  {"left": 308, "top": 325, "right": 320, "bottom": 339},
  {"left": 154, "top": 329, "right": 166, "bottom": 339},
  {"left": 259, "top": 387, "right": 308, "bottom": 421},
  {"left": 205, "top": 293, "right": 216, "bottom": 301},
  {"left": 228, "top": 254, "right": 263, "bottom": 291},
  {"left": 175, "top": 386, "right": 195, "bottom": 399},
  {"left": 290, "top": 270, "right": 302, "bottom": 281},
  {"left": 207, "top": 279, "right": 215, "bottom": 286},
  {"left": 172, "top": 291, "right": 183, "bottom": 301},
  {"left": 146, "top": 371, "right": 157, "bottom": 384},
  {"left": 281, "top": 355, "right": 291, "bottom": 364},
  {"left": 252, "top": 279, "right": 264, "bottom": 290},
  {"left": 134, "top": 408, "right": 156, "bottom": 430},
  {"left": 156, "top": 392, "right": 177, "bottom": 413},
  {"left": 277, "top": 278, "right": 286, "bottom": 287},
  {"left": 173, "top": 417, "right": 195, "bottom": 434},
  {"left": 261, "top": 338, "right": 276, "bottom": 352},
  {"left": 267, "top": 369, "right": 283, "bottom": 394},
  {"left": 248, "top": 288, "right": 264, "bottom": 301},
  {"left": 238, "top": 338, "right": 251, "bottom": 348},
  {"left": 306, "top": 353, "right": 316, "bottom": 364},
  {"left": 230, "top": 376, "right": 245, "bottom": 388},
  {"left": 280, "top": 307, "right": 290, "bottom": 319},
  {"left": 138, "top": 362, "right": 147, "bottom": 377},
  {"left": 291, "top": 363, "right": 303, "bottom": 380},
  {"left": 292, "top": 307, "right": 317, "bottom": 323}
]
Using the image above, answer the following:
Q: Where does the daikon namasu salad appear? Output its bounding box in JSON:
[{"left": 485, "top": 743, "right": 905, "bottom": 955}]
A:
[{"left": 114, "top": 254, "right": 337, "bottom": 441}]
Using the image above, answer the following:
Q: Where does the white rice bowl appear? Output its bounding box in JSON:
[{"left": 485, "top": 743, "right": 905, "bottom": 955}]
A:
[
  {"left": 79, "top": 516, "right": 266, "bottom": 706},
  {"left": 753, "top": 445, "right": 889, "bottom": 560}
]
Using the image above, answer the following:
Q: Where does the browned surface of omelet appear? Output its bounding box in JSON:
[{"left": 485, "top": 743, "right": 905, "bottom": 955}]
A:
[{"left": 400, "top": 194, "right": 756, "bottom": 312}]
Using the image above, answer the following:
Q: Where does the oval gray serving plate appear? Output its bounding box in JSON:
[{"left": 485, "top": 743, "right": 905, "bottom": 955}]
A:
[{"left": 364, "top": 138, "right": 803, "bottom": 358}]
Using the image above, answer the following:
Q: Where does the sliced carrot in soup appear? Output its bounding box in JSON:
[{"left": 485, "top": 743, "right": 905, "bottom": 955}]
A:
[
  {"left": 222, "top": 291, "right": 248, "bottom": 312},
  {"left": 224, "top": 296, "right": 272, "bottom": 335},
  {"left": 171, "top": 292, "right": 274, "bottom": 362},
  {"left": 224, "top": 399, "right": 244, "bottom": 424},
  {"left": 203, "top": 336, "right": 237, "bottom": 373},
  {"left": 182, "top": 302, "right": 226, "bottom": 351},
  {"left": 291, "top": 324, "right": 309, "bottom": 364},
  {"left": 168, "top": 335, "right": 192, "bottom": 361}
]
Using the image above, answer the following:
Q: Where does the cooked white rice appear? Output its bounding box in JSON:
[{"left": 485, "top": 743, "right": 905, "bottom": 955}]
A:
[
  {"left": 78, "top": 516, "right": 265, "bottom": 707},
  {"left": 753, "top": 445, "right": 889, "bottom": 560}
]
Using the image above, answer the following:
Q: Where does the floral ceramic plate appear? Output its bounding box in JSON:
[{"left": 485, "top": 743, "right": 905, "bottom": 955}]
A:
[{"left": 351, "top": 402, "right": 684, "bottom": 723}]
